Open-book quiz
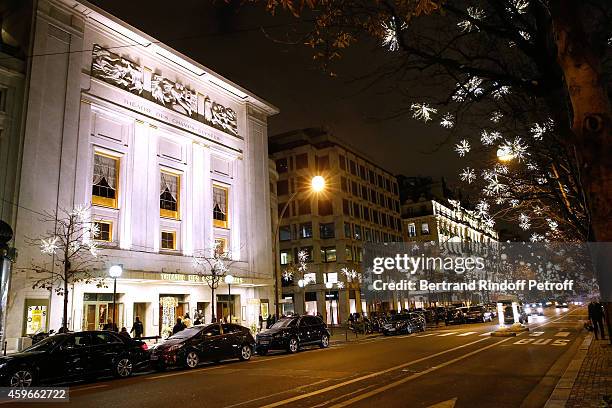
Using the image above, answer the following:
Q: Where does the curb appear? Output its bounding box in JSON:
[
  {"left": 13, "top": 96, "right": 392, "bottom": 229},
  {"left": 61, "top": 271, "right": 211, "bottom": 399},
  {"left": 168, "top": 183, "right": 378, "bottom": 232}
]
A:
[{"left": 544, "top": 333, "right": 593, "bottom": 408}]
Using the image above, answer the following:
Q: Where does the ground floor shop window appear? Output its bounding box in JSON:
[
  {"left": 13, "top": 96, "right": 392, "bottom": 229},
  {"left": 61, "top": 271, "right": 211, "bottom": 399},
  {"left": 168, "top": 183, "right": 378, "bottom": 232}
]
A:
[
  {"left": 82, "top": 293, "right": 123, "bottom": 331},
  {"left": 305, "top": 291, "right": 317, "bottom": 316},
  {"left": 159, "top": 296, "right": 187, "bottom": 338},
  {"left": 325, "top": 291, "right": 339, "bottom": 325},
  {"left": 23, "top": 299, "right": 49, "bottom": 336}
]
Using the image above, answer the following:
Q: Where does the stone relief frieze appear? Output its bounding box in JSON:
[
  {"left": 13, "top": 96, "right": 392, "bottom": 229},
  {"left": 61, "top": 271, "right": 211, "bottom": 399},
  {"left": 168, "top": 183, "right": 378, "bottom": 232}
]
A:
[{"left": 91, "top": 44, "right": 239, "bottom": 137}]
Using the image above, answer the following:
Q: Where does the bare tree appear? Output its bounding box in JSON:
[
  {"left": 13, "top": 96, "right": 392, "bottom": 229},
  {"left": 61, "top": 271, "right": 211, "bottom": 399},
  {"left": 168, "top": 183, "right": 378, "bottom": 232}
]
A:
[
  {"left": 23, "top": 205, "right": 105, "bottom": 331},
  {"left": 192, "top": 242, "right": 238, "bottom": 323}
]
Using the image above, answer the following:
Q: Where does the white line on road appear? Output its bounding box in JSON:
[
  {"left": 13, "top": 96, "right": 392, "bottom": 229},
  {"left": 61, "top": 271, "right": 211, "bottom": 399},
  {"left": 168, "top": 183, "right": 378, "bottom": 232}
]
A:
[
  {"left": 258, "top": 337, "right": 489, "bottom": 408},
  {"left": 530, "top": 331, "right": 545, "bottom": 337},
  {"left": 71, "top": 384, "right": 109, "bottom": 392},
  {"left": 456, "top": 332, "right": 478, "bottom": 337},
  {"left": 328, "top": 337, "right": 513, "bottom": 408},
  {"left": 222, "top": 378, "right": 333, "bottom": 408},
  {"left": 479, "top": 332, "right": 492, "bottom": 336},
  {"left": 555, "top": 332, "right": 570, "bottom": 337},
  {"left": 416, "top": 333, "right": 437, "bottom": 337},
  {"left": 437, "top": 332, "right": 457, "bottom": 337}
]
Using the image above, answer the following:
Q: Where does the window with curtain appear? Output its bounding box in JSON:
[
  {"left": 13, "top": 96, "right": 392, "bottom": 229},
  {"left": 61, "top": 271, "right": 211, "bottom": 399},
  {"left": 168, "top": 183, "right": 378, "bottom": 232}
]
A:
[
  {"left": 160, "top": 171, "right": 180, "bottom": 219},
  {"left": 92, "top": 153, "right": 118, "bottom": 208},
  {"left": 213, "top": 185, "right": 229, "bottom": 228}
]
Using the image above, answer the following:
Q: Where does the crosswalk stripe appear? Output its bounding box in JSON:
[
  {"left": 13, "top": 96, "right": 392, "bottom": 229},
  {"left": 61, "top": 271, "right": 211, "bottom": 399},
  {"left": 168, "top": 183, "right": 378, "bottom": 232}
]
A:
[
  {"left": 555, "top": 332, "right": 570, "bottom": 337},
  {"left": 457, "top": 332, "right": 477, "bottom": 336},
  {"left": 479, "top": 332, "right": 492, "bottom": 336},
  {"left": 416, "top": 333, "right": 437, "bottom": 337},
  {"left": 437, "top": 332, "right": 457, "bottom": 337}
]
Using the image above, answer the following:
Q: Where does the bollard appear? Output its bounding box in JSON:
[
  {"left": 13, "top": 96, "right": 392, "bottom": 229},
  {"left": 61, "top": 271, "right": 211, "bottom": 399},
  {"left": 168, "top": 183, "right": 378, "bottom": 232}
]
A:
[{"left": 3, "top": 341, "right": 6, "bottom": 356}]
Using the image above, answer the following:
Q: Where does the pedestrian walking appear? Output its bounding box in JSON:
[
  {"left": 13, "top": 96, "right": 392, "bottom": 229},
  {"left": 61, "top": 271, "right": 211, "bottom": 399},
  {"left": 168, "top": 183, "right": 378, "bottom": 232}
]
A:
[
  {"left": 266, "top": 314, "right": 272, "bottom": 329},
  {"left": 119, "top": 327, "right": 131, "bottom": 339},
  {"left": 130, "top": 316, "right": 144, "bottom": 339},
  {"left": 589, "top": 300, "right": 606, "bottom": 340},
  {"left": 258, "top": 314, "right": 263, "bottom": 330},
  {"left": 172, "top": 318, "right": 186, "bottom": 335}
]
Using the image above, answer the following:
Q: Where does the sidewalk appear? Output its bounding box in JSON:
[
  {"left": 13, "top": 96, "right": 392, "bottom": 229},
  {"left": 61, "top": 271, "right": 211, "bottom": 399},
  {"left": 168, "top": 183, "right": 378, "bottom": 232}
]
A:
[
  {"left": 566, "top": 335, "right": 612, "bottom": 407},
  {"left": 328, "top": 326, "right": 381, "bottom": 344}
]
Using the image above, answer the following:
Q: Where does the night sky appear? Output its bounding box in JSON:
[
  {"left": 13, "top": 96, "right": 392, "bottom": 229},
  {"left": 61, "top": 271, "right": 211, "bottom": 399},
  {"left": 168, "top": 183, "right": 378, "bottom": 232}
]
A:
[{"left": 88, "top": 0, "right": 461, "bottom": 180}]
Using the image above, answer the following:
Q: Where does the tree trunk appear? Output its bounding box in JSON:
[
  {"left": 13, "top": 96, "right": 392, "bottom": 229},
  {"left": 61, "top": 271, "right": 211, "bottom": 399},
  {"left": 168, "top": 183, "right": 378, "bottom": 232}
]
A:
[
  {"left": 551, "top": 1, "right": 612, "bottom": 305},
  {"left": 63, "top": 275, "right": 68, "bottom": 331}
]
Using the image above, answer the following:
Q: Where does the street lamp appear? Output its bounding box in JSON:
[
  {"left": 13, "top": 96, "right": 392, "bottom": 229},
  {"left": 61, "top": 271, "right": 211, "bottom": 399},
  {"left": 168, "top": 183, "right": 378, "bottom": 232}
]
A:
[
  {"left": 109, "top": 264, "right": 123, "bottom": 330},
  {"left": 225, "top": 274, "right": 234, "bottom": 323},
  {"left": 273, "top": 175, "right": 326, "bottom": 318},
  {"left": 496, "top": 146, "right": 515, "bottom": 162},
  {"left": 325, "top": 281, "right": 334, "bottom": 334}
]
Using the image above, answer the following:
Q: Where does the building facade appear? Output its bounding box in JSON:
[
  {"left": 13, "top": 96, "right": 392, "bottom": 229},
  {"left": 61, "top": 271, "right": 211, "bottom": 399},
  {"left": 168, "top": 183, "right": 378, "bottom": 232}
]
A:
[
  {"left": 269, "top": 128, "right": 402, "bottom": 324},
  {"left": 3, "top": 0, "right": 277, "bottom": 350}
]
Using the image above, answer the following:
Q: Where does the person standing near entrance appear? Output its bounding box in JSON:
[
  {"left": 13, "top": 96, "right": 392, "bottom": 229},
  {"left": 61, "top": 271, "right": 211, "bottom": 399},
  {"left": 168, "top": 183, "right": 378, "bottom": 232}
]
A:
[
  {"left": 130, "top": 316, "right": 144, "bottom": 339},
  {"left": 589, "top": 300, "right": 606, "bottom": 340},
  {"left": 258, "top": 314, "right": 263, "bottom": 331}
]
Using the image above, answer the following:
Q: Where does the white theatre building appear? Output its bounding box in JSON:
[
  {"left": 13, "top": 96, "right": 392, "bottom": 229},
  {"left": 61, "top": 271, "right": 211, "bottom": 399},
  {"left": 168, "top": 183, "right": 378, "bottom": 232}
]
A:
[{"left": 3, "top": 0, "right": 278, "bottom": 349}]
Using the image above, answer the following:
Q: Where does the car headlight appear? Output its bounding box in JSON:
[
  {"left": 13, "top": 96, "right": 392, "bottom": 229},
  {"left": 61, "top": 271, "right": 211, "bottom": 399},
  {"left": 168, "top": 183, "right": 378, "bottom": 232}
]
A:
[
  {"left": 525, "top": 307, "right": 531, "bottom": 314},
  {"left": 537, "top": 307, "right": 543, "bottom": 313}
]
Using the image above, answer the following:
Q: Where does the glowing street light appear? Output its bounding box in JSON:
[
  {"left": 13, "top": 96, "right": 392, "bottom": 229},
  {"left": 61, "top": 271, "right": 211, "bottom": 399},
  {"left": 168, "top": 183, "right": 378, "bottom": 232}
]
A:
[
  {"left": 109, "top": 265, "right": 123, "bottom": 330},
  {"left": 497, "top": 145, "right": 515, "bottom": 162},
  {"left": 225, "top": 274, "right": 234, "bottom": 323},
  {"left": 311, "top": 175, "right": 326, "bottom": 193}
]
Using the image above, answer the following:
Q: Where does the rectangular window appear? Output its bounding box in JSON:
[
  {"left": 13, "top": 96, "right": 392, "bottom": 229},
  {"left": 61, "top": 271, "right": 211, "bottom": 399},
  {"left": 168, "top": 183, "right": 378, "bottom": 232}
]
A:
[
  {"left": 369, "top": 170, "right": 375, "bottom": 183},
  {"left": 295, "top": 153, "right": 309, "bottom": 169},
  {"left": 361, "top": 185, "right": 368, "bottom": 200},
  {"left": 277, "top": 180, "right": 289, "bottom": 196},
  {"left": 351, "top": 181, "right": 359, "bottom": 196},
  {"left": 213, "top": 185, "right": 229, "bottom": 228},
  {"left": 353, "top": 202, "right": 361, "bottom": 219},
  {"left": 355, "top": 247, "right": 363, "bottom": 262},
  {"left": 341, "top": 177, "right": 348, "bottom": 192},
  {"left": 321, "top": 246, "right": 337, "bottom": 263},
  {"left": 316, "top": 155, "right": 330, "bottom": 171},
  {"left": 365, "top": 228, "right": 372, "bottom": 242},
  {"left": 319, "top": 222, "right": 335, "bottom": 239},
  {"left": 324, "top": 272, "right": 338, "bottom": 284},
  {"left": 421, "top": 223, "right": 430, "bottom": 235},
  {"left": 363, "top": 207, "right": 370, "bottom": 221},
  {"left": 276, "top": 158, "right": 288, "bottom": 173},
  {"left": 339, "top": 155, "right": 346, "bottom": 170},
  {"left": 304, "top": 273, "right": 317, "bottom": 284},
  {"left": 350, "top": 160, "right": 357, "bottom": 175},
  {"left": 299, "top": 222, "right": 313, "bottom": 239},
  {"left": 280, "top": 225, "right": 292, "bottom": 241},
  {"left": 354, "top": 224, "right": 362, "bottom": 240},
  {"left": 298, "top": 199, "right": 311, "bottom": 215},
  {"left": 160, "top": 171, "right": 180, "bottom": 219},
  {"left": 359, "top": 166, "right": 366, "bottom": 180},
  {"left": 408, "top": 223, "right": 417, "bottom": 237},
  {"left": 318, "top": 198, "right": 333, "bottom": 216},
  {"left": 93, "top": 221, "right": 112, "bottom": 242},
  {"left": 343, "top": 199, "right": 350, "bottom": 216},
  {"left": 92, "top": 153, "right": 119, "bottom": 208},
  {"left": 345, "top": 246, "right": 353, "bottom": 261},
  {"left": 344, "top": 222, "right": 352, "bottom": 238},
  {"left": 161, "top": 231, "right": 176, "bottom": 250},
  {"left": 280, "top": 249, "right": 293, "bottom": 265}
]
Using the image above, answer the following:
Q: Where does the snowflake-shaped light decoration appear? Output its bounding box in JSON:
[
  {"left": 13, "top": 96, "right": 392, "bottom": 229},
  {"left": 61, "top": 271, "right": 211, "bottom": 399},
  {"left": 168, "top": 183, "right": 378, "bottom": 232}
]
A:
[
  {"left": 71, "top": 204, "right": 89, "bottom": 221},
  {"left": 518, "top": 30, "right": 531, "bottom": 41},
  {"left": 452, "top": 76, "right": 484, "bottom": 102},
  {"left": 483, "top": 215, "right": 495, "bottom": 228},
  {"left": 499, "top": 137, "right": 528, "bottom": 162},
  {"left": 484, "top": 174, "right": 506, "bottom": 196},
  {"left": 547, "top": 219, "right": 558, "bottom": 231},
  {"left": 518, "top": 213, "right": 531, "bottom": 230},
  {"left": 88, "top": 241, "right": 99, "bottom": 258},
  {"left": 489, "top": 111, "right": 503, "bottom": 123},
  {"left": 529, "top": 123, "right": 548, "bottom": 141},
  {"left": 381, "top": 18, "right": 407, "bottom": 52},
  {"left": 494, "top": 163, "right": 509, "bottom": 174},
  {"left": 530, "top": 232, "right": 544, "bottom": 242},
  {"left": 533, "top": 205, "right": 543, "bottom": 215},
  {"left": 510, "top": 199, "right": 519, "bottom": 207},
  {"left": 336, "top": 281, "right": 345, "bottom": 289},
  {"left": 508, "top": 0, "right": 529, "bottom": 14},
  {"left": 282, "top": 270, "right": 293, "bottom": 281},
  {"left": 457, "top": 7, "right": 486, "bottom": 33},
  {"left": 491, "top": 83, "right": 511, "bottom": 99},
  {"left": 89, "top": 222, "right": 100, "bottom": 239},
  {"left": 536, "top": 176, "right": 547, "bottom": 185},
  {"left": 410, "top": 103, "right": 437, "bottom": 122},
  {"left": 440, "top": 113, "right": 455, "bottom": 129},
  {"left": 526, "top": 162, "right": 539, "bottom": 171},
  {"left": 481, "top": 130, "right": 502, "bottom": 146},
  {"left": 454, "top": 139, "right": 471, "bottom": 157},
  {"left": 297, "top": 249, "right": 308, "bottom": 272},
  {"left": 41, "top": 236, "right": 60, "bottom": 255},
  {"left": 460, "top": 167, "right": 476, "bottom": 184},
  {"left": 475, "top": 200, "right": 490, "bottom": 218}
]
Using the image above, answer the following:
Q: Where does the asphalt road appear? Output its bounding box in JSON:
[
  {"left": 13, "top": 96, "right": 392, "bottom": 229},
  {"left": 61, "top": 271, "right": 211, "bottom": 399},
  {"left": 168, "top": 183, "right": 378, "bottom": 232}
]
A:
[{"left": 4, "top": 307, "right": 586, "bottom": 408}]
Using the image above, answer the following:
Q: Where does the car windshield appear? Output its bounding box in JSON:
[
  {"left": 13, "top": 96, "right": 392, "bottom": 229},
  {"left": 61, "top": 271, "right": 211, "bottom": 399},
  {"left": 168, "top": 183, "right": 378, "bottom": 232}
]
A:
[
  {"left": 22, "top": 335, "right": 66, "bottom": 352},
  {"left": 167, "top": 327, "right": 202, "bottom": 340},
  {"left": 469, "top": 307, "right": 484, "bottom": 312},
  {"left": 390, "top": 314, "right": 408, "bottom": 321},
  {"left": 270, "top": 318, "right": 297, "bottom": 329}
]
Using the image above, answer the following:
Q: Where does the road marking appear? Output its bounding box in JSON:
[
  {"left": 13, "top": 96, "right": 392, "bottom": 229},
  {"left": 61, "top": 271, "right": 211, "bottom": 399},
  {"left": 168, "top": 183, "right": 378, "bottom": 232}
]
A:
[
  {"left": 555, "top": 332, "right": 570, "bottom": 337},
  {"left": 222, "top": 378, "right": 332, "bottom": 408},
  {"left": 258, "top": 337, "right": 489, "bottom": 408},
  {"left": 437, "top": 332, "right": 457, "bottom": 337},
  {"left": 427, "top": 398, "right": 458, "bottom": 408},
  {"left": 479, "top": 332, "right": 492, "bottom": 336},
  {"left": 416, "top": 333, "right": 437, "bottom": 337},
  {"left": 530, "top": 331, "right": 545, "bottom": 337},
  {"left": 70, "top": 384, "right": 109, "bottom": 392},
  {"left": 328, "top": 337, "right": 513, "bottom": 408},
  {"left": 552, "top": 339, "right": 571, "bottom": 346},
  {"left": 532, "top": 339, "right": 552, "bottom": 345},
  {"left": 457, "top": 332, "right": 477, "bottom": 337}
]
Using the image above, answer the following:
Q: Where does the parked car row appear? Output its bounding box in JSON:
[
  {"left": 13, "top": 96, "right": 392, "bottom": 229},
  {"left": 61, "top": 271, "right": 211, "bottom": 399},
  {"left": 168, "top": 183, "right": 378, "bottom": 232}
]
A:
[
  {"left": 382, "top": 313, "right": 426, "bottom": 335},
  {"left": 0, "top": 316, "right": 331, "bottom": 387},
  {"left": 445, "top": 305, "right": 496, "bottom": 325}
]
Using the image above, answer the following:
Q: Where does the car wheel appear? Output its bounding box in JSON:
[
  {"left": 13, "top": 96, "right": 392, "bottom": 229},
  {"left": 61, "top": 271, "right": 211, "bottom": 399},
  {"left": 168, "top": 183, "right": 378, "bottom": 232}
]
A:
[
  {"left": 113, "top": 357, "right": 133, "bottom": 378},
  {"left": 287, "top": 337, "right": 299, "bottom": 353},
  {"left": 239, "top": 345, "right": 252, "bottom": 361},
  {"left": 185, "top": 351, "right": 199, "bottom": 369},
  {"left": 8, "top": 368, "right": 35, "bottom": 387},
  {"left": 320, "top": 334, "right": 330, "bottom": 348},
  {"left": 257, "top": 347, "right": 268, "bottom": 356}
]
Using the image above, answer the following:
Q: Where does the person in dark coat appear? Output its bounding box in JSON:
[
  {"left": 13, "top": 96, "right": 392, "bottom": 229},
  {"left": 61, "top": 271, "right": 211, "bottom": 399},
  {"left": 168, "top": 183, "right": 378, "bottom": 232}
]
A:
[
  {"left": 258, "top": 315, "right": 263, "bottom": 330},
  {"left": 119, "top": 327, "right": 131, "bottom": 339},
  {"left": 266, "top": 314, "right": 272, "bottom": 329},
  {"left": 172, "top": 318, "right": 186, "bottom": 335},
  {"left": 130, "top": 316, "right": 144, "bottom": 339},
  {"left": 589, "top": 300, "right": 606, "bottom": 340}
]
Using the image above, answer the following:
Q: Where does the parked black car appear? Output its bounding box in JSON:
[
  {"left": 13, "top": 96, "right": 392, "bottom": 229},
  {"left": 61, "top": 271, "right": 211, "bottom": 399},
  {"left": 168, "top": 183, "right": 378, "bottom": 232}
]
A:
[
  {"left": 0, "top": 331, "right": 149, "bottom": 387},
  {"left": 382, "top": 313, "right": 425, "bottom": 335},
  {"left": 256, "top": 315, "right": 330, "bottom": 355},
  {"left": 464, "top": 306, "right": 493, "bottom": 323},
  {"left": 150, "top": 323, "right": 254, "bottom": 370},
  {"left": 445, "top": 307, "right": 467, "bottom": 325}
]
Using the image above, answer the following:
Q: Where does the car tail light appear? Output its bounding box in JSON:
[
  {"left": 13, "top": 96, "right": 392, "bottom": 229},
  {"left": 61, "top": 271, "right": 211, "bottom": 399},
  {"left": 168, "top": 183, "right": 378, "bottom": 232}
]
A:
[{"left": 140, "top": 343, "right": 148, "bottom": 351}]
